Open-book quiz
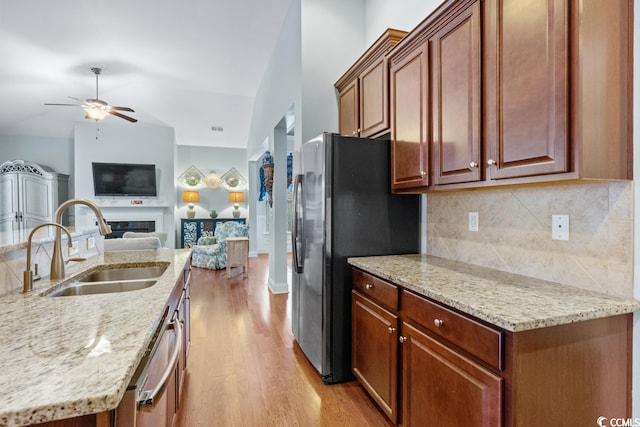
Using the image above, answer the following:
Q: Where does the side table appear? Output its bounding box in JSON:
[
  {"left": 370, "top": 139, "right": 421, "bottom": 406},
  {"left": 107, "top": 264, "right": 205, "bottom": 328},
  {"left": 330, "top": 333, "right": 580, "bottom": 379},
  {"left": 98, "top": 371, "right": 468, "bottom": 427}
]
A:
[{"left": 226, "top": 237, "right": 249, "bottom": 277}]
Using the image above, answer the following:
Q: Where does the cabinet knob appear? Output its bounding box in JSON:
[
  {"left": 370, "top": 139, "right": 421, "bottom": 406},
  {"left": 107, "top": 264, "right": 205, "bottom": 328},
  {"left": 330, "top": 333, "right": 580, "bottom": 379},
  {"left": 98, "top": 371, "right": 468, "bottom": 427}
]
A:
[
  {"left": 388, "top": 326, "right": 396, "bottom": 334},
  {"left": 469, "top": 162, "right": 478, "bottom": 169},
  {"left": 399, "top": 336, "right": 408, "bottom": 344},
  {"left": 365, "top": 283, "right": 373, "bottom": 290},
  {"left": 433, "top": 318, "right": 444, "bottom": 328},
  {"left": 487, "top": 159, "right": 497, "bottom": 166},
  {"left": 420, "top": 170, "right": 427, "bottom": 178}
]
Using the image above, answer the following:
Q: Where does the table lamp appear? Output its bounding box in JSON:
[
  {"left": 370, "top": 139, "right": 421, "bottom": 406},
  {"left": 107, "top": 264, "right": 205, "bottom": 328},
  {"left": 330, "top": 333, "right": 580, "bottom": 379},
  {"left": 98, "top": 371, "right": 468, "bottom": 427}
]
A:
[
  {"left": 228, "top": 192, "right": 244, "bottom": 218},
  {"left": 183, "top": 191, "right": 200, "bottom": 218}
]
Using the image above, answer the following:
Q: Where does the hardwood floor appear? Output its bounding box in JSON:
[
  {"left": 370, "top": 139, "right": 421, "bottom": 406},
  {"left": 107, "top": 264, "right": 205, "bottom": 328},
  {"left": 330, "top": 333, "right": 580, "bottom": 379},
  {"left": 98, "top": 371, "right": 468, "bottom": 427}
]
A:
[{"left": 175, "top": 254, "right": 393, "bottom": 427}]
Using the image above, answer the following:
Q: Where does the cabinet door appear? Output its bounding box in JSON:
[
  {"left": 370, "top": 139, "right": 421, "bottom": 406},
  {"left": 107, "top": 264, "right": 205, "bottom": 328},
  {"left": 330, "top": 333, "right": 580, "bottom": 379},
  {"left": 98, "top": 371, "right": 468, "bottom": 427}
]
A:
[
  {"left": 338, "top": 79, "right": 359, "bottom": 137},
  {"left": 20, "top": 173, "right": 55, "bottom": 228},
  {"left": 360, "top": 57, "right": 389, "bottom": 137},
  {"left": 401, "top": 322, "right": 502, "bottom": 427},
  {"left": 390, "top": 42, "right": 430, "bottom": 190},
  {"left": 181, "top": 219, "right": 198, "bottom": 248},
  {"left": 352, "top": 291, "right": 399, "bottom": 423},
  {"left": 484, "top": 0, "right": 568, "bottom": 180},
  {"left": 0, "top": 174, "right": 19, "bottom": 234},
  {"left": 431, "top": 2, "right": 481, "bottom": 185}
]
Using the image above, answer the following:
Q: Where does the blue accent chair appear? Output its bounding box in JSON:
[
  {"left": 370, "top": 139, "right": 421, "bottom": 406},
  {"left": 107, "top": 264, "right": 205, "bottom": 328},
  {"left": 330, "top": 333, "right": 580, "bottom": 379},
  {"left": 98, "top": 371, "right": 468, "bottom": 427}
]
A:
[{"left": 191, "top": 221, "right": 249, "bottom": 270}]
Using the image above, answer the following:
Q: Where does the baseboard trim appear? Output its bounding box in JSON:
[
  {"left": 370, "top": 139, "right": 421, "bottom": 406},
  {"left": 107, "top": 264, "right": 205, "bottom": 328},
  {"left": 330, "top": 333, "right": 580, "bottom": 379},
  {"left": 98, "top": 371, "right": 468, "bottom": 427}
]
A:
[{"left": 268, "top": 276, "right": 288, "bottom": 294}]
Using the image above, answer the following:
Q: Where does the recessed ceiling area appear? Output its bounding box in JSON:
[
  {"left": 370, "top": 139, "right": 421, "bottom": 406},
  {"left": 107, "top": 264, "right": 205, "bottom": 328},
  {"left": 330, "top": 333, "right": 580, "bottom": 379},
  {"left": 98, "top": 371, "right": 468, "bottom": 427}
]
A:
[{"left": 0, "top": 0, "right": 293, "bottom": 148}]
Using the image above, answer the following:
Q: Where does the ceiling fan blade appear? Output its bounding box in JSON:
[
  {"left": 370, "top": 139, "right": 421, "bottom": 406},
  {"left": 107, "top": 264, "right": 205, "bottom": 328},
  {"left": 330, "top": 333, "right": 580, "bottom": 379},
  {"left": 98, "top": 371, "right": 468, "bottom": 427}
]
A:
[
  {"left": 109, "top": 110, "right": 138, "bottom": 123},
  {"left": 68, "top": 96, "right": 85, "bottom": 102},
  {"left": 110, "top": 106, "right": 135, "bottom": 112},
  {"left": 44, "top": 103, "right": 81, "bottom": 106}
]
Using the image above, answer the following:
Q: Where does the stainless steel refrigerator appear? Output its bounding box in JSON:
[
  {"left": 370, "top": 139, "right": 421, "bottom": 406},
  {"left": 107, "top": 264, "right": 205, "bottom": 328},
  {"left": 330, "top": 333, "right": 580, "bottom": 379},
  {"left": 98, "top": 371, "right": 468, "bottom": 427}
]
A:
[{"left": 291, "top": 132, "right": 419, "bottom": 384}]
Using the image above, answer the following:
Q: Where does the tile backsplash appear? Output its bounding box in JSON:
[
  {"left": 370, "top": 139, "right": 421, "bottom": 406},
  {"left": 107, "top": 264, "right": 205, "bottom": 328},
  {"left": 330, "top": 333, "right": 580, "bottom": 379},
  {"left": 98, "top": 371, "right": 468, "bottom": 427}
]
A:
[
  {"left": 0, "top": 232, "right": 103, "bottom": 296},
  {"left": 427, "top": 181, "right": 634, "bottom": 298}
]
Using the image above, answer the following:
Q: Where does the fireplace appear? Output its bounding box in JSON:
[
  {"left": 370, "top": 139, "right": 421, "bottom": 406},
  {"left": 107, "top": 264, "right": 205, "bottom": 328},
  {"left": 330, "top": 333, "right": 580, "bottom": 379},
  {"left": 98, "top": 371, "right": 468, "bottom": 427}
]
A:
[{"left": 106, "top": 220, "right": 156, "bottom": 239}]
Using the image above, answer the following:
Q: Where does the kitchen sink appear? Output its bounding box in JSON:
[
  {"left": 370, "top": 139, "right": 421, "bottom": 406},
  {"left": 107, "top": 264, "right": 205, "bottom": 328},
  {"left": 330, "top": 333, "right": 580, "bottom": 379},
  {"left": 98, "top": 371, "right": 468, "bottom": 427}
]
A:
[
  {"left": 47, "top": 279, "right": 158, "bottom": 297},
  {"left": 78, "top": 265, "right": 168, "bottom": 282},
  {"left": 44, "top": 262, "right": 169, "bottom": 297}
]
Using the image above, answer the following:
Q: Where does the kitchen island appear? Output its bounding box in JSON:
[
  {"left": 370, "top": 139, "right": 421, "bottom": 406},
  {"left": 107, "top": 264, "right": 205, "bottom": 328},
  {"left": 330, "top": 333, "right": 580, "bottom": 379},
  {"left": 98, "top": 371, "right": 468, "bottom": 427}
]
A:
[
  {"left": 0, "top": 248, "right": 191, "bottom": 427},
  {"left": 348, "top": 254, "right": 640, "bottom": 426}
]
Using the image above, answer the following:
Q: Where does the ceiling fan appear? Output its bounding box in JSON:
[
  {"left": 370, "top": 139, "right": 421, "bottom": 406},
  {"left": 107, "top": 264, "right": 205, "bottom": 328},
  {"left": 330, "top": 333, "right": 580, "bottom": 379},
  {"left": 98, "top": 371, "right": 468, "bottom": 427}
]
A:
[{"left": 45, "top": 67, "right": 137, "bottom": 123}]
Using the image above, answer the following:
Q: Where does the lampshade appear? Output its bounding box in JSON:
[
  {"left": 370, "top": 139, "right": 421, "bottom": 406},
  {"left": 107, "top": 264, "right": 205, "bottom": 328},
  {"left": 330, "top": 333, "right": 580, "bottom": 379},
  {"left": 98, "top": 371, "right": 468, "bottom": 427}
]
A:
[
  {"left": 182, "top": 191, "right": 200, "bottom": 203},
  {"left": 228, "top": 192, "right": 244, "bottom": 203}
]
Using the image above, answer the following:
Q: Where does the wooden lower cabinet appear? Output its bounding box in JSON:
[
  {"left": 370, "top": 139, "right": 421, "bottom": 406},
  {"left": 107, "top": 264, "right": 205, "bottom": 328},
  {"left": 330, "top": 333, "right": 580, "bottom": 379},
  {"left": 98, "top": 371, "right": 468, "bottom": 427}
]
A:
[
  {"left": 401, "top": 322, "right": 502, "bottom": 427},
  {"left": 352, "top": 291, "right": 399, "bottom": 423},
  {"left": 351, "top": 268, "right": 632, "bottom": 426}
]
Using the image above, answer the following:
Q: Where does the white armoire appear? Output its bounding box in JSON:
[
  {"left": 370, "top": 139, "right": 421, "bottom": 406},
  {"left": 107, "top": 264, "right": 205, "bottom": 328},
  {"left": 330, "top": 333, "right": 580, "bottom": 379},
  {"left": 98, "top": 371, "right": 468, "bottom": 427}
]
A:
[{"left": 0, "top": 160, "right": 69, "bottom": 237}]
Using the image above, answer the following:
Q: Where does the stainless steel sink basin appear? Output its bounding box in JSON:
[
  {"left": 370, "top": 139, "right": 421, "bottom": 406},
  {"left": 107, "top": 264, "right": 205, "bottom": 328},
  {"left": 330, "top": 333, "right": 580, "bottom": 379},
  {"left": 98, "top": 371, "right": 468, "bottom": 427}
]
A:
[
  {"left": 44, "top": 262, "right": 169, "bottom": 297},
  {"left": 47, "top": 279, "right": 158, "bottom": 297},
  {"left": 79, "top": 265, "right": 168, "bottom": 282}
]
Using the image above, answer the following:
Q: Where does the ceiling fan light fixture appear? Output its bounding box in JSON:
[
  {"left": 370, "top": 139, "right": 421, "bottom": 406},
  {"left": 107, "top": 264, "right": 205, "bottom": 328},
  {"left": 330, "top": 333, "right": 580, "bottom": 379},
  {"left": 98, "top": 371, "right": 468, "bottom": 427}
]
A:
[{"left": 84, "top": 107, "right": 108, "bottom": 121}]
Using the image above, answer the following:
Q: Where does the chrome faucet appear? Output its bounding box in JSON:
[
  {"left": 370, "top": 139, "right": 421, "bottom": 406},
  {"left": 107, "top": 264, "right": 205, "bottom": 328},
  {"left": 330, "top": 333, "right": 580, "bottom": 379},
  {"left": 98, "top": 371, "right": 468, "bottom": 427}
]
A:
[
  {"left": 24, "top": 223, "right": 73, "bottom": 292},
  {"left": 50, "top": 199, "right": 112, "bottom": 280}
]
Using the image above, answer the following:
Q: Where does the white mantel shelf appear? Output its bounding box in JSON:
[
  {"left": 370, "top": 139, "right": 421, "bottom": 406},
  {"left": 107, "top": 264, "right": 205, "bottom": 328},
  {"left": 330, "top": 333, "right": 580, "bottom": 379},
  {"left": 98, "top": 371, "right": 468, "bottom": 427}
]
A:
[{"left": 92, "top": 199, "right": 171, "bottom": 208}]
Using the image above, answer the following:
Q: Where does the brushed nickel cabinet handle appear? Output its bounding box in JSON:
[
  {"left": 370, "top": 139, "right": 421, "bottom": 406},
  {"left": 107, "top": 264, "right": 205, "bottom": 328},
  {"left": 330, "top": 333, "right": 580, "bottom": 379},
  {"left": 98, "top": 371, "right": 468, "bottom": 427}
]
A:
[
  {"left": 365, "top": 283, "right": 373, "bottom": 290},
  {"left": 469, "top": 162, "right": 478, "bottom": 168},
  {"left": 399, "top": 336, "right": 407, "bottom": 343},
  {"left": 420, "top": 170, "right": 427, "bottom": 178},
  {"left": 487, "top": 159, "right": 497, "bottom": 166},
  {"left": 388, "top": 327, "right": 396, "bottom": 334},
  {"left": 434, "top": 319, "right": 444, "bottom": 328}
]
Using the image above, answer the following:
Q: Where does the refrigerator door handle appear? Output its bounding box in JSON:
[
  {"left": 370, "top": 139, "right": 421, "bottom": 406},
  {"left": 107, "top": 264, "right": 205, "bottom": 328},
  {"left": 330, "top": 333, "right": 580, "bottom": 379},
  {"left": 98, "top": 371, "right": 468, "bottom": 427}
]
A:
[{"left": 292, "top": 173, "right": 304, "bottom": 274}]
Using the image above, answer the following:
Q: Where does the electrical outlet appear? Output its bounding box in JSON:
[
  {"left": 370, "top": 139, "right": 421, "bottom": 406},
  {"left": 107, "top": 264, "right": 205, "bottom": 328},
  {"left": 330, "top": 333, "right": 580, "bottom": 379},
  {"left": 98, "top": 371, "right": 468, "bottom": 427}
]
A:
[
  {"left": 69, "top": 240, "right": 79, "bottom": 256},
  {"left": 468, "top": 212, "right": 479, "bottom": 232},
  {"left": 552, "top": 214, "right": 569, "bottom": 241},
  {"left": 87, "top": 236, "right": 96, "bottom": 250}
]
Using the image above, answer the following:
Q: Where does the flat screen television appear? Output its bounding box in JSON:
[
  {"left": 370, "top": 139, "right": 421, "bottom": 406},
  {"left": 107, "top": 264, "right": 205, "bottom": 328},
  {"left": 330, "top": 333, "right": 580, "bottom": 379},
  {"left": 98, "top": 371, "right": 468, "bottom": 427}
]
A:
[{"left": 92, "top": 162, "right": 158, "bottom": 197}]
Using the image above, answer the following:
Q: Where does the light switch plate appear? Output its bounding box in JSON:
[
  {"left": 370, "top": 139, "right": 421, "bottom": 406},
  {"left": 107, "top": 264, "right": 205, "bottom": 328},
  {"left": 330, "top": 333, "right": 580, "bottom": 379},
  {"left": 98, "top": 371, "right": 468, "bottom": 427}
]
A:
[
  {"left": 552, "top": 214, "right": 569, "bottom": 241},
  {"left": 468, "top": 212, "right": 479, "bottom": 232}
]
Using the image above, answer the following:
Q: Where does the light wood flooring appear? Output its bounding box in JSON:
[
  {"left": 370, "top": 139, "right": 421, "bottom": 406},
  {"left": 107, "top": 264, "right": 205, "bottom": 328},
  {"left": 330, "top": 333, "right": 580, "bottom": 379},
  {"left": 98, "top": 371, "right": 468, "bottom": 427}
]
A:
[{"left": 174, "top": 254, "right": 393, "bottom": 427}]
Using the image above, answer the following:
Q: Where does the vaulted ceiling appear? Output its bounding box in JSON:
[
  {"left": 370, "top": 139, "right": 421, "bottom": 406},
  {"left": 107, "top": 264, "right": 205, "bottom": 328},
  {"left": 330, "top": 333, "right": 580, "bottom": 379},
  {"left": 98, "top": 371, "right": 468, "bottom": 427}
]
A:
[{"left": 0, "top": 0, "right": 293, "bottom": 148}]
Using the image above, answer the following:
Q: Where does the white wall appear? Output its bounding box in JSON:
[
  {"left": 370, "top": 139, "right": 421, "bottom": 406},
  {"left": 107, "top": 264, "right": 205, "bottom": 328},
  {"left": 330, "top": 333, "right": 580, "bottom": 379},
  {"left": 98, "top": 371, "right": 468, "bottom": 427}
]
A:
[
  {"left": 0, "top": 133, "right": 73, "bottom": 177},
  {"left": 175, "top": 145, "right": 248, "bottom": 245},
  {"left": 73, "top": 121, "right": 176, "bottom": 247},
  {"left": 300, "top": 0, "right": 366, "bottom": 144},
  {"left": 364, "top": 0, "right": 442, "bottom": 43}
]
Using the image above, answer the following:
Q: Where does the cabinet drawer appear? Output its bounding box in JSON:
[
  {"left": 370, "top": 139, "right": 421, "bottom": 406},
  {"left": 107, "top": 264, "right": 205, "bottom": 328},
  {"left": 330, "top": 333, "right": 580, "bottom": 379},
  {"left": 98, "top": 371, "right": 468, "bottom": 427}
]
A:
[
  {"left": 402, "top": 290, "right": 503, "bottom": 370},
  {"left": 353, "top": 269, "right": 398, "bottom": 311}
]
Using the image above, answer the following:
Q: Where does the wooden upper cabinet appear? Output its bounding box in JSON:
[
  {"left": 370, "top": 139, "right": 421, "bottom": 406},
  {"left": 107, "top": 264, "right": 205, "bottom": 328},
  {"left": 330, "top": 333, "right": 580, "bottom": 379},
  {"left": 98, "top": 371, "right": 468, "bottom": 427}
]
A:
[
  {"left": 431, "top": 1, "right": 481, "bottom": 185},
  {"left": 484, "top": 0, "right": 568, "bottom": 180},
  {"left": 571, "top": 0, "right": 632, "bottom": 180},
  {"left": 390, "top": 43, "right": 430, "bottom": 190},
  {"left": 359, "top": 57, "right": 389, "bottom": 137},
  {"left": 386, "top": 0, "right": 631, "bottom": 192},
  {"left": 338, "top": 80, "right": 359, "bottom": 137},
  {"left": 336, "top": 29, "right": 407, "bottom": 138}
]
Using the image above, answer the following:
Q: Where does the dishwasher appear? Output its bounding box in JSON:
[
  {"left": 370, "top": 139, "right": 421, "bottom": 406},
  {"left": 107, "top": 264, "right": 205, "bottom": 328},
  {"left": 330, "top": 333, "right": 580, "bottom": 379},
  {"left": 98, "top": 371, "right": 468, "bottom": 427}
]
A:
[{"left": 115, "top": 306, "right": 183, "bottom": 427}]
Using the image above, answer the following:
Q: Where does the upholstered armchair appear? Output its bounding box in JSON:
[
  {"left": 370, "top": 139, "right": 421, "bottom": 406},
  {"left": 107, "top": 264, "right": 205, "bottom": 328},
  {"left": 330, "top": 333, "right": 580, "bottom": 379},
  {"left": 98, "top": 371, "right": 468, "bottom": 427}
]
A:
[{"left": 191, "top": 221, "right": 249, "bottom": 270}]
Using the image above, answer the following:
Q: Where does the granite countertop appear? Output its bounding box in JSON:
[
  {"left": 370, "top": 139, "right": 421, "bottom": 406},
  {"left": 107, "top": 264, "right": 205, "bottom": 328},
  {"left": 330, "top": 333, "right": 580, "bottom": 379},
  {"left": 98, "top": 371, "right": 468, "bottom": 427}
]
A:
[
  {"left": 348, "top": 254, "right": 640, "bottom": 332},
  {"left": 0, "top": 248, "right": 191, "bottom": 427}
]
